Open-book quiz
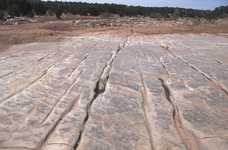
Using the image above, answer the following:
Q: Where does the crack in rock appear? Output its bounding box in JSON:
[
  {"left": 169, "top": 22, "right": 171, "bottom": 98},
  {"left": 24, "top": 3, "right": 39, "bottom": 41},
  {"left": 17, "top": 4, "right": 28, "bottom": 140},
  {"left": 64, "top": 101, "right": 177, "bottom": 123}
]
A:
[
  {"left": 74, "top": 47, "right": 122, "bottom": 149},
  {"left": 134, "top": 52, "right": 155, "bottom": 150},
  {"left": 36, "top": 72, "right": 83, "bottom": 150},
  {"left": 158, "top": 59, "right": 201, "bottom": 150}
]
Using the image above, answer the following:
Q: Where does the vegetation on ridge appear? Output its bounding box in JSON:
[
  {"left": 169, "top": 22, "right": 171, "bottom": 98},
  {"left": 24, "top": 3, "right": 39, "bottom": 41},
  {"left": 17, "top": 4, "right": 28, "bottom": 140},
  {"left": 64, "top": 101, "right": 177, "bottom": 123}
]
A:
[{"left": 0, "top": 0, "right": 227, "bottom": 20}]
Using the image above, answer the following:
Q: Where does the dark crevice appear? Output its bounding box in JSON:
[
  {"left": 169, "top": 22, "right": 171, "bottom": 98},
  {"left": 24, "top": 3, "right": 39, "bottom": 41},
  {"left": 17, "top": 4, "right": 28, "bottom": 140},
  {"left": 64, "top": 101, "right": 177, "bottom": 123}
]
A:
[
  {"left": 159, "top": 78, "right": 172, "bottom": 103},
  {"left": 214, "top": 59, "right": 222, "bottom": 64},
  {"left": 74, "top": 72, "right": 105, "bottom": 147},
  {"left": 166, "top": 49, "right": 176, "bottom": 57},
  {"left": 74, "top": 46, "right": 122, "bottom": 149}
]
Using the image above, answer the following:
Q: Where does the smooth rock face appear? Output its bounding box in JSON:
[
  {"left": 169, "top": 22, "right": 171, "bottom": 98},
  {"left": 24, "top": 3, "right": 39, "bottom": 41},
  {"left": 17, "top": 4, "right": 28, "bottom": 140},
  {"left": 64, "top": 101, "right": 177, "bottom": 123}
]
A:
[{"left": 0, "top": 33, "right": 227, "bottom": 150}]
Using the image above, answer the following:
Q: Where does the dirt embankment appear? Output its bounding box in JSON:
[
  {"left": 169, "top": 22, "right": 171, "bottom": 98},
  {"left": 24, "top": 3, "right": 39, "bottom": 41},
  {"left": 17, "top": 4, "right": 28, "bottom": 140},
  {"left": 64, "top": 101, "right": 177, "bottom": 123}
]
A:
[{"left": 0, "top": 15, "right": 228, "bottom": 52}]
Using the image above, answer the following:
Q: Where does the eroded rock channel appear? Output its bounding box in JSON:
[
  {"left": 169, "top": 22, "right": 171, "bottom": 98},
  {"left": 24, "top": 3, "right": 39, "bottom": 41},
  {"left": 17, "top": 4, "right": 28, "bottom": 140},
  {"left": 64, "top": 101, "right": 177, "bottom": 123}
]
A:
[{"left": 0, "top": 33, "right": 228, "bottom": 150}]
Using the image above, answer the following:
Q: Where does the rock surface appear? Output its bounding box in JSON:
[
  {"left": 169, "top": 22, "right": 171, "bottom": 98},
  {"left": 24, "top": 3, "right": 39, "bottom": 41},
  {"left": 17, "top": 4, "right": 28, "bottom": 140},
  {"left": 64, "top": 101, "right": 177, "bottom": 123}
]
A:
[{"left": 0, "top": 33, "right": 228, "bottom": 150}]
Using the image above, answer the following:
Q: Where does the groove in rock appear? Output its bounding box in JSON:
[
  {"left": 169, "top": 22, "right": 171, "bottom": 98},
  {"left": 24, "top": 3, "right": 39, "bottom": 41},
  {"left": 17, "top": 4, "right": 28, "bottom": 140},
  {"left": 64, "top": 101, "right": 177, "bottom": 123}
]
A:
[
  {"left": 160, "top": 39, "right": 228, "bottom": 97},
  {"left": 67, "top": 54, "right": 89, "bottom": 78},
  {"left": 157, "top": 57, "right": 201, "bottom": 150},
  {"left": 46, "top": 143, "right": 72, "bottom": 147},
  {"left": 1, "top": 42, "right": 98, "bottom": 105},
  {"left": 0, "top": 50, "right": 57, "bottom": 79},
  {"left": 0, "top": 69, "right": 48, "bottom": 105},
  {"left": 2, "top": 105, "right": 37, "bottom": 142},
  {"left": 165, "top": 36, "right": 225, "bottom": 70},
  {"left": 158, "top": 77, "right": 201, "bottom": 150},
  {"left": 40, "top": 70, "right": 83, "bottom": 126},
  {"left": 0, "top": 54, "right": 72, "bottom": 105},
  {"left": 134, "top": 52, "right": 155, "bottom": 150},
  {"left": 36, "top": 72, "right": 83, "bottom": 149},
  {"left": 139, "top": 42, "right": 149, "bottom": 61},
  {"left": 74, "top": 47, "right": 122, "bottom": 149},
  {"left": 139, "top": 71, "right": 155, "bottom": 150},
  {"left": 173, "top": 106, "right": 201, "bottom": 150},
  {"left": 182, "top": 58, "right": 228, "bottom": 97},
  {"left": 37, "top": 96, "right": 81, "bottom": 150}
]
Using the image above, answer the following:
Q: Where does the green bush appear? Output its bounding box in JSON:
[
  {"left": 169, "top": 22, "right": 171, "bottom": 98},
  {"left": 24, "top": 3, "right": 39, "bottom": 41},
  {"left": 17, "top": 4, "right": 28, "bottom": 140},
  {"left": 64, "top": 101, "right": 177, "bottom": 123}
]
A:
[
  {"left": 173, "top": 8, "right": 180, "bottom": 19},
  {"left": 150, "top": 13, "right": 163, "bottom": 20}
]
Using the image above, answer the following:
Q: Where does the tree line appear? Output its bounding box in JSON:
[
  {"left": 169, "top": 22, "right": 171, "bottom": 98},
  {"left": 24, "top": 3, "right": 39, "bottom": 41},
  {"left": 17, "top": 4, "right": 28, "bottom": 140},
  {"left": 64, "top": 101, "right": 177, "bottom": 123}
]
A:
[{"left": 0, "top": 0, "right": 227, "bottom": 20}]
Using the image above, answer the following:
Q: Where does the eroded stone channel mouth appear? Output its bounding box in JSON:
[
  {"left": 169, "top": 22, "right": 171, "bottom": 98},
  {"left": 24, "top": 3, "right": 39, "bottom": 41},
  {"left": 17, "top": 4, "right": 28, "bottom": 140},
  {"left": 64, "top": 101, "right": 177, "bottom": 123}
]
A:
[{"left": 0, "top": 33, "right": 228, "bottom": 150}]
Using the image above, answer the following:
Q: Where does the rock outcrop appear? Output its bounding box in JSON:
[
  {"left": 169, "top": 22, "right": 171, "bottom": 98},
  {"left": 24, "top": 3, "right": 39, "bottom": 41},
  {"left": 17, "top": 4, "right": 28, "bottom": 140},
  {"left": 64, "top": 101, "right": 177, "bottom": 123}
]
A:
[{"left": 0, "top": 33, "right": 227, "bottom": 150}]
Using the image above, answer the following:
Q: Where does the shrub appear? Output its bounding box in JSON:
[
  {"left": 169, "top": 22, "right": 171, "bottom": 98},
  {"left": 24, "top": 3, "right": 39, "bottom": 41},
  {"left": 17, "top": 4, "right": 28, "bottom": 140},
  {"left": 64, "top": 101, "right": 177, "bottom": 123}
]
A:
[
  {"left": 193, "top": 16, "right": 200, "bottom": 25},
  {"left": 55, "top": 9, "right": 62, "bottom": 19},
  {"left": 101, "top": 12, "right": 111, "bottom": 18},
  {"left": 150, "top": 13, "right": 163, "bottom": 20},
  {"left": 119, "top": 12, "right": 124, "bottom": 17},
  {"left": 28, "top": 11, "right": 34, "bottom": 18},
  {"left": 48, "top": 10, "right": 53, "bottom": 16},
  {"left": 173, "top": 8, "right": 180, "bottom": 19}
]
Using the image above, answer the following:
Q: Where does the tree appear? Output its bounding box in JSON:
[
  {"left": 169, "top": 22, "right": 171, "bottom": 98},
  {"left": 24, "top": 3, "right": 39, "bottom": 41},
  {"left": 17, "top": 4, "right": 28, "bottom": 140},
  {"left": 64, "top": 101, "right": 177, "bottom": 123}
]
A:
[
  {"left": 34, "top": 2, "right": 46, "bottom": 15},
  {"left": 88, "top": 6, "right": 100, "bottom": 16},
  {"left": 55, "top": 8, "right": 62, "bottom": 19},
  {"left": 7, "top": 4, "right": 21, "bottom": 17},
  {"left": 16, "top": 0, "right": 33, "bottom": 16},
  {"left": 205, "top": 5, "right": 228, "bottom": 20}
]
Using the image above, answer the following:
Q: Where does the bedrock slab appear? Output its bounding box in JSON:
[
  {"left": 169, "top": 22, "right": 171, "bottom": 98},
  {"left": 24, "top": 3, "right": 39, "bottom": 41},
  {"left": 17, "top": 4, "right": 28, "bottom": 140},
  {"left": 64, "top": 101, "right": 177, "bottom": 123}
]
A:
[{"left": 0, "top": 33, "right": 227, "bottom": 150}]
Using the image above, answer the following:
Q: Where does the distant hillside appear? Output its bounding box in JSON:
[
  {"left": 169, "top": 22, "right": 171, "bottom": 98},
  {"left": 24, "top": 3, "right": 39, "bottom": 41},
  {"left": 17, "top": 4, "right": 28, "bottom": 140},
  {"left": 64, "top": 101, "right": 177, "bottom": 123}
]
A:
[{"left": 0, "top": 0, "right": 227, "bottom": 20}]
